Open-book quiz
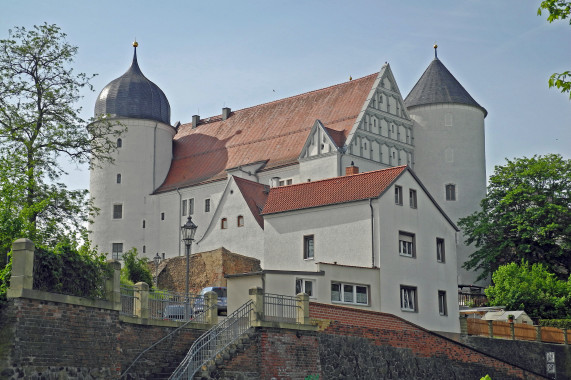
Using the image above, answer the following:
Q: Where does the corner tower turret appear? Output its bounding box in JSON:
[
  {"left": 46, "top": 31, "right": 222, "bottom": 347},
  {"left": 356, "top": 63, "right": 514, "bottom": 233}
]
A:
[{"left": 405, "top": 46, "right": 487, "bottom": 286}]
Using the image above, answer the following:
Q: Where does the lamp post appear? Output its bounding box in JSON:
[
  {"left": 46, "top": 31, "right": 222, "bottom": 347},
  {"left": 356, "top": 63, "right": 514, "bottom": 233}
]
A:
[
  {"left": 153, "top": 252, "right": 161, "bottom": 287},
  {"left": 181, "top": 215, "right": 198, "bottom": 320}
]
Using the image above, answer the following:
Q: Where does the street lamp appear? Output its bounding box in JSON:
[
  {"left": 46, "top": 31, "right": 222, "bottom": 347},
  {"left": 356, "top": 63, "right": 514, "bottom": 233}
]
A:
[
  {"left": 153, "top": 252, "right": 161, "bottom": 287},
  {"left": 181, "top": 215, "right": 198, "bottom": 320}
]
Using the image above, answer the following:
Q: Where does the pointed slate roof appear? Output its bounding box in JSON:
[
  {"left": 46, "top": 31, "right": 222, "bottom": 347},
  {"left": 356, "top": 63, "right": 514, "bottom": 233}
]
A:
[
  {"left": 155, "top": 74, "right": 377, "bottom": 193},
  {"left": 404, "top": 58, "right": 487, "bottom": 116},
  {"left": 95, "top": 46, "right": 171, "bottom": 125}
]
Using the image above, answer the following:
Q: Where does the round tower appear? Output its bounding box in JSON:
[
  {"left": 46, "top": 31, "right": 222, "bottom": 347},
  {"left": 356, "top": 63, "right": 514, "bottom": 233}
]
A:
[
  {"left": 90, "top": 42, "right": 175, "bottom": 260},
  {"left": 404, "top": 46, "right": 487, "bottom": 286}
]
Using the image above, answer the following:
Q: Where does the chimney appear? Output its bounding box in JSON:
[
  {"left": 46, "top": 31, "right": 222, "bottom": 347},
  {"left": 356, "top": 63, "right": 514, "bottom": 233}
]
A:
[
  {"left": 222, "top": 107, "right": 231, "bottom": 120},
  {"left": 270, "top": 177, "right": 280, "bottom": 188},
  {"left": 192, "top": 115, "right": 200, "bottom": 129},
  {"left": 345, "top": 161, "right": 359, "bottom": 176}
]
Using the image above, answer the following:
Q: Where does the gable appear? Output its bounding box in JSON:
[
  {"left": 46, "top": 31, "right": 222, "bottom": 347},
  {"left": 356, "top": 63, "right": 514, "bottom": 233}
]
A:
[{"left": 299, "top": 120, "right": 339, "bottom": 160}]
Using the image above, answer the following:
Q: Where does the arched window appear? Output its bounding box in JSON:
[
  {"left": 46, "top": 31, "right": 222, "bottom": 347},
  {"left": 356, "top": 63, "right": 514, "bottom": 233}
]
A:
[
  {"left": 445, "top": 184, "right": 456, "bottom": 201},
  {"left": 117, "top": 138, "right": 122, "bottom": 148},
  {"left": 221, "top": 218, "right": 228, "bottom": 229},
  {"left": 237, "top": 215, "right": 244, "bottom": 227}
]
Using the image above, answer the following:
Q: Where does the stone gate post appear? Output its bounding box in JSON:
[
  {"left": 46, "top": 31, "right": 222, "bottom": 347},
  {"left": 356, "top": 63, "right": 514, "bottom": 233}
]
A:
[{"left": 7, "top": 238, "right": 35, "bottom": 298}]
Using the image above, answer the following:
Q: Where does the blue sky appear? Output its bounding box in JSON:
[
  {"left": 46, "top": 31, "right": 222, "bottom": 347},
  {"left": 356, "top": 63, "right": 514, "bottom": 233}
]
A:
[{"left": 2, "top": 0, "right": 570, "bottom": 190}]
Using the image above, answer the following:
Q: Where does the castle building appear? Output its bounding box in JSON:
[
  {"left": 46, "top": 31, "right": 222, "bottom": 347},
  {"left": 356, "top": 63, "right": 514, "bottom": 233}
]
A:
[{"left": 90, "top": 44, "right": 487, "bottom": 330}]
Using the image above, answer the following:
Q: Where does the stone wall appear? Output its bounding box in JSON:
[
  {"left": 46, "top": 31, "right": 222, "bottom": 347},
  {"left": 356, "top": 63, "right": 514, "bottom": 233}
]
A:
[{"left": 152, "top": 247, "right": 261, "bottom": 294}]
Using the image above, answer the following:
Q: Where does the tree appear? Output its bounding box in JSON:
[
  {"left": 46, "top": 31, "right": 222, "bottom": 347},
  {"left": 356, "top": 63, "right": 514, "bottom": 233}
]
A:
[
  {"left": 121, "top": 248, "right": 153, "bottom": 288},
  {"left": 459, "top": 154, "right": 571, "bottom": 281},
  {"left": 485, "top": 261, "right": 571, "bottom": 319},
  {"left": 538, "top": 1, "right": 571, "bottom": 99},
  {"left": 0, "top": 23, "right": 125, "bottom": 263}
]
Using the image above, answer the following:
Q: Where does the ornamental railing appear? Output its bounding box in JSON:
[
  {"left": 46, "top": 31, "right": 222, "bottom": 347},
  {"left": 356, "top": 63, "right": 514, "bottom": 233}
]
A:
[{"left": 263, "top": 293, "right": 300, "bottom": 324}]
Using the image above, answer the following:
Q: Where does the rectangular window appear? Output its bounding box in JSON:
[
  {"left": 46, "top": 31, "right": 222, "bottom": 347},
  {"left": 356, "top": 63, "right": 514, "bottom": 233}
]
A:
[
  {"left": 395, "top": 185, "right": 403, "bottom": 205},
  {"left": 401, "top": 286, "right": 417, "bottom": 312},
  {"left": 331, "top": 282, "right": 369, "bottom": 305},
  {"left": 182, "top": 199, "right": 187, "bottom": 216},
  {"left": 112, "top": 243, "right": 123, "bottom": 260},
  {"left": 303, "top": 235, "right": 314, "bottom": 260},
  {"left": 161, "top": 212, "right": 165, "bottom": 220},
  {"left": 409, "top": 189, "right": 417, "bottom": 209},
  {"left": 189, "top": 198, "right": 194, "bottom": 215},
  {"left": 438, "top": 290, "right": 447, "bottom": 316},
  {"left": 295, "top": 279, "right": 314, "bottom": 297},
  {"left": 445, "top": 184, "right": 456, "bottom": 201},
  {"left": 113, "top": 204, "right": 123, "bottom": 219},
  {"left": 436, "top": 238, "right": 445, "bottom": 263},
  {"left": 399, "top": 232, "right": 415, "bottom": 258},
  {"left": 205, "top": 199, "right": 211, "bottom": 212}
]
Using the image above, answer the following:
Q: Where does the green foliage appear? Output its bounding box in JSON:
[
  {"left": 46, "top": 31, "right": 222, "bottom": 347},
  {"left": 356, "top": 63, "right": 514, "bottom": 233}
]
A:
[
  {"left": 537, "top": 1, "right": 571, "bottom": 99},
  {"left": 0, "top": 251, "right": 12, "bottom": 305},
  {"left": 33, "top": 238, "right": 110, "bottom": 299},
  {"left": 459, "top": 154, "right": 571, "bottom": 281},
  {"left": 304, "top": 375, "right": 319, "bottom": 380},
  {"left": 485, "top": 261, "right": 571, "bottom": 319},
  {"left": 539, "top": 319, "right": 571, "bottom": 329},
  {"left": 480, "top": 375, "right": 492, "bottom": 380},
  {"left": 121, "top": 248, "right": 153, "bottom": 288}
]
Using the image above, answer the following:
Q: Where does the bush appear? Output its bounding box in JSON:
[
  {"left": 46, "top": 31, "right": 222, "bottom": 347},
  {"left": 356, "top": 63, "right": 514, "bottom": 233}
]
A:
[
  {"left": 0, "top": 250, "right": 12, "bottom": 305},
  {"left": 539, "top": 319, "right": 571, "bottom": 329},
  {"left": 121, "top": 248, "right": 153, "bottom": 288}
]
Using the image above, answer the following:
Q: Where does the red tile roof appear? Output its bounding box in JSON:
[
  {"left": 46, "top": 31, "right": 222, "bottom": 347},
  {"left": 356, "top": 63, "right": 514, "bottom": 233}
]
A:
[
  {"left": 233, "top": 176, "right": 269, "bottom": 228},
  {"left": 262, "top": 166, "right": 408, "bottom": 215},
  {"left": 155, "top": 74, "right": 377, "bottom": 193}
]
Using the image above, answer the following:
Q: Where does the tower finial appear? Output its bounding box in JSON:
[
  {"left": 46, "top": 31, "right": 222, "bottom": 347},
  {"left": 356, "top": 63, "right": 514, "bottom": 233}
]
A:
[
  {"left": 133, "top": 39, "right": 138, "bottom": 48},
  {"left": 433, "top": 43, "right": 438, "bottom": 59},
  {"left": 132, "top": 40, "right": 138, "bottom": 64}
]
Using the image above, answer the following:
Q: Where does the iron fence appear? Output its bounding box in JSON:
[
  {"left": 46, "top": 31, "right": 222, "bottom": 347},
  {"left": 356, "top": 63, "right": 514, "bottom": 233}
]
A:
[
  {"left": 149, "top": 289, "right": 202, "bottom": 322},
  {"left": 120, "top": 285, "right": 136, "bottom": 317},
  {"left": 263, "top": 293, "right": 299, "bottom": 324}
]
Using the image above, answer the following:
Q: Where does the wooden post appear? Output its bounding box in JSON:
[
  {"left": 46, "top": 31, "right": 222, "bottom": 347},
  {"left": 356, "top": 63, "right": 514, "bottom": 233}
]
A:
[
  {"left": 487, "top": 320, "right": 494, "bottom": 338},
  {"left": 536, "top": 325, "right": 542, "bottom": 342},
  {"left": 562, "top": 328, "right": 568, "bottom": 345},
  {"left": 6, "top": 238, "right": 35, "bottom": 298},
  {"left": 296, "top": 292, "right": 310, "bottom": 325},
  {"left": 510, "top": 321, "right": 515, "bottom": 340},
  {"left": 459, "top": 315, "right": 468, "bottom": 336}
]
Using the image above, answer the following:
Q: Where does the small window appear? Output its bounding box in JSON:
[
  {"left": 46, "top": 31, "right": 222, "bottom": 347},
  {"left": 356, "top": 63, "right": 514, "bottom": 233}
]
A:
[
  {"left": 401, "top": 286, "right": 417, "bottom": 312},
  {"left": 438, "top": 290, "right": 447, "bottom": 316},
  {"left": 189, "top": 198, "right": 194, "bottom": 215},
  {"left": 205, "top": 199, "right": 211, "bottom": 212},
  {"left": 112, "top": 243, "right": 123, "bottom": 260},
  {"left": 142, "top": 220, "right": 146, "bottom": 228},
  {"left": 182, "top": 199, "right": 187, "bottom": 216},
  {"left": 113, "top": 204, "right": 123, "bottom": 219},
  {"left": 395, "top": 186, "right": 403, "bottom": 205},
  {"left": 116, "top": 138, "right": 122, "bottom": 148},
  {"left": 116, "top": 173, "right": 122, "bottom": 184},
  {"left": 409, "top": 189, "right": 417, "bottom": 209},
  {"left": 399, "top": 231, "right": 415, "bottom": 258},
  {"left": 143, "top": 245, "right": 146, "bottom": 254},
  {"left": 445, "top": 184, "right": 456, "bottom": 201},
  {"left": 221, "top": 218, "right": 228, "bottom": 229},
  {"left": 331, "top": 282, "right": 369, "bottom": 305},
  {"left": 295, "top": 279, "right": 314, "bottom": 297},
  {"left": 161, "top": 212, "right": 165, "bottom": 221},
  {"left": 303, "top": 235, "right": 314, "bottom": 260},
  {"left": 437, "top": 238, "right": 445, "bottom": 263},
  {"left": 237, "top": 215, "right": 244, "bottom": 227}
]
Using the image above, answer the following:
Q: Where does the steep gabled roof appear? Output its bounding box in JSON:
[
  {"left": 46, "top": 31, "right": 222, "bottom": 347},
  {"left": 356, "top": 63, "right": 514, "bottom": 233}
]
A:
[
  {"left": 404, "top": 58, "right": 487, "bottom": 116},
  {"left": 233, "top": 176, "right": 269, "bottom": 228},
  {"left": 155, "top": 74, "right": 377, "bottom": 193},
  {"left": 262, "top": 166, "right": 407, "bottom": 215}
]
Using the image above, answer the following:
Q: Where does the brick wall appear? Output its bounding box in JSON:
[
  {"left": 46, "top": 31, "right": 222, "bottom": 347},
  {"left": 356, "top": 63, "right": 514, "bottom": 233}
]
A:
[{"left": 310, "top": 302, "right": 548, "bottom": 380}]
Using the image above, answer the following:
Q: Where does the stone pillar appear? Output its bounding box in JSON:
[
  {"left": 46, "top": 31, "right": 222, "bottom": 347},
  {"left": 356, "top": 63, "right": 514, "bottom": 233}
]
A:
[
  {"left": 459, "top": 314, "right": 468, "bottom": 336},
  {"left": 536, "top": 326, "right": 542, "bottom": 342},
  {"left": 204, "top": 291, "right": 218, "bottom": 325},
  {"left": 487, "top": 320, "right": 494, "bottom": 338},
  {"left": 249, "top": 287, "right": 264, "bottom": 324},
  {"left": 134, "top": 282, "right": 149, "bottom": 319},
  {"left": 510, "top": 321, "right": 515, "bottom": 340},
  {"left": 563, "top": 328, "right": 568, "bottom": 345},
  {"left": 106, "top": 260, "right": 122, "bottom": 310},
  {"left": 7, "top": 238, "right": 35, "bottom": 298},
  {"left": 296, "top": 292, "right": 310, "bottom": 325}
]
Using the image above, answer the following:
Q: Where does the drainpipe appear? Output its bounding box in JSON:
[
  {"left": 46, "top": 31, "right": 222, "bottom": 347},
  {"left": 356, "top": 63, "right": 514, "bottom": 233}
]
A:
[
  {"left": 370, "top": 198, "right": 375, "bottom": 267},
  {"left": 176, "top": 188, "right": 182, "bottom": 257}
]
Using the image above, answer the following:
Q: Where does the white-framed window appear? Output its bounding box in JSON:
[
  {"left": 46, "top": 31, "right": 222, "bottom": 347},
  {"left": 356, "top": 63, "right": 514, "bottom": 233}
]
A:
[
  {"left": 113, "top": 204, "right": 123, "bottom": 219},
  {"left": 331, "top": 282, "right": 369, "bottom": 305},
  {"left": 237, "top": 215, "right": 244, "bottom": 227},
  {"left": 437, "top": 238, "right": 445, "bottom": 263},
  {"left": 409, "top": 189, "right": 417, "bottom": 209},
  {"left": 400, "top": 286, "right": 417, "bottom": 312},
  {"left": 112, "top": 243, "right": 123, "bottom": 260},
  {"left": 295, "top": 278, "right": 315, "bottom": 297},
  {"left": 395, "top": 185, "right": 403, "bottom": 205},
  {"left": 182, "top": 199, "right": 187, "bottom": 216},
  {"left": 221, "top": 218, "right": 228, "bottom": 229},
  {"left": 205, "top": 199, "right": 211, "bottom": 212},
  {"left": 279, "top": 178, "right": 293, "bottom": 186},
  {"left": 445, "top": 184, "right": 456, "bottom": 201},
  {"left": 303, "top": 235, "right": 314, "bottom": 260},
  {"left": 189, "top": 198, "right": 194, "bottom": 215},
  {"left": 399, "top": 231, "right": 415, "bottom": 258},
  {"left": 116, "top": 173, "right": 122, "bottom": 184},
  {"left": 438, "top": 290, "right": 447, "bottom": 316}
]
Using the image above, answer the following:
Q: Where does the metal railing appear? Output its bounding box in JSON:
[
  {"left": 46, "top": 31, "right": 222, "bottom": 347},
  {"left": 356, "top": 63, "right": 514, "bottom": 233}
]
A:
[
  {"left": 458, "top": 292, "right": 488, "bottom": 307},
  {"left": 169, "top": 300, "right": 254, "bottom": 380},
  {"left": 263, "top": 293, "right": 299, "bottom": 324},
  {"left": 120, "top": 285, "right": 137, "bottom": 317},
  {"left": 149, "top": 289, "right": 203, "bottom": 321}
]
